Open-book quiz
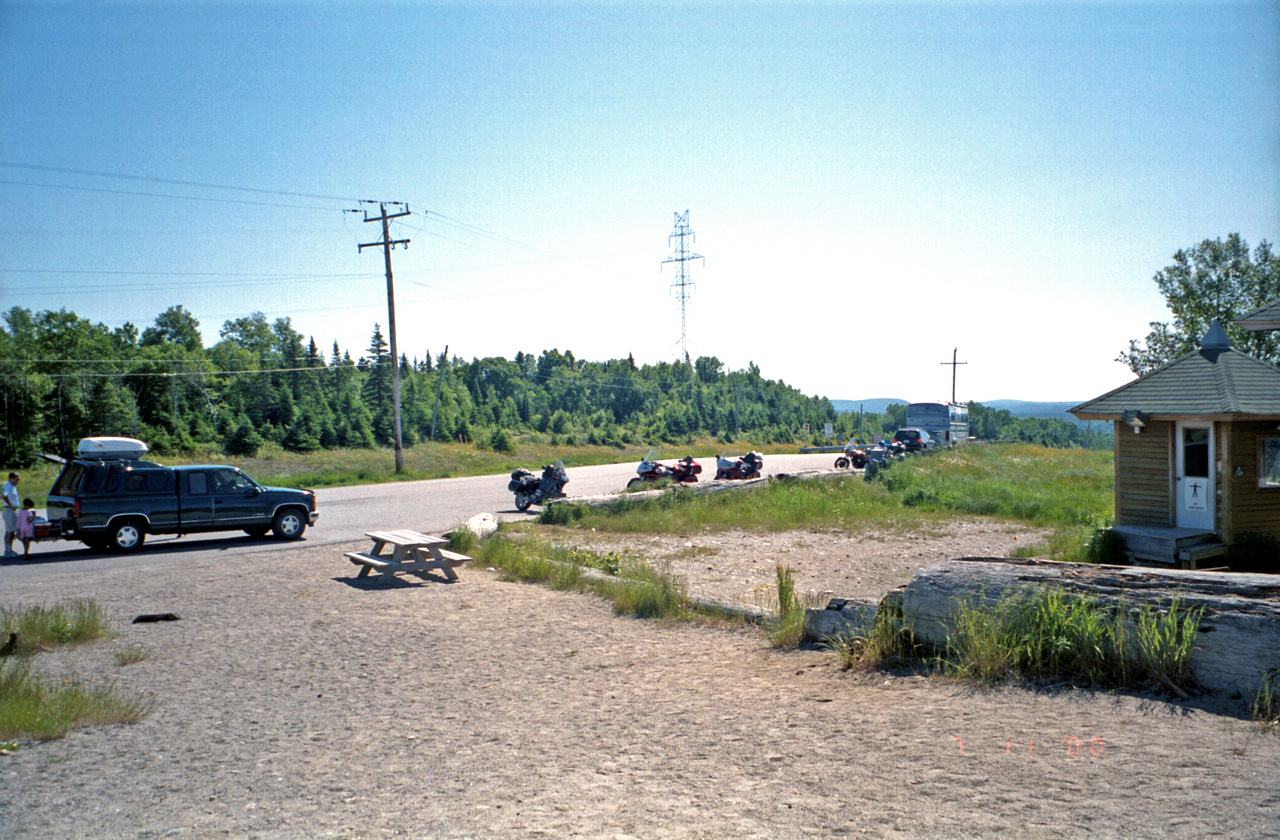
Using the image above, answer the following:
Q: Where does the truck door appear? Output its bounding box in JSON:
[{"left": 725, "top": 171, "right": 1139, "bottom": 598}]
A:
[
  {"left": 211, "top": 467, "right": 266, "bottom": 525},
  {"left": 180, "top": 470, "right": 214, "bottom": 529}
]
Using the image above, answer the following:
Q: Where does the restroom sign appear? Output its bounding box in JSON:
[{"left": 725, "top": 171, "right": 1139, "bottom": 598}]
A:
[{"left": 1185, "top": 478, "right": 1208, "bottom": 511}]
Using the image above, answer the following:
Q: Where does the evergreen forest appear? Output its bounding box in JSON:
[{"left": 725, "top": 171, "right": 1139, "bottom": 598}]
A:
[{"left": 0, "top": 305, "right": 1107, "bottom": 466}]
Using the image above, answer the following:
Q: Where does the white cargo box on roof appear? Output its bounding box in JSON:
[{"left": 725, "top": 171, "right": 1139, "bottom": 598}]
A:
[{"left": 77, "top": 437, "right": 150, "bottom": 461}]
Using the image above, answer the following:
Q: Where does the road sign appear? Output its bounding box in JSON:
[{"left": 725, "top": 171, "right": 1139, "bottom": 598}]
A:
[
  {"left": 824, "top": 422, "right": 834, "bottom": 440},
  {"left": 802, "top": 423, "right": 810, "bottom": 432}
]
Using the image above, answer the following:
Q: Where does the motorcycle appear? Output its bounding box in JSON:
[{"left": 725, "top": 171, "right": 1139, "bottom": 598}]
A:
[
  {"left": 833, "top": 442, "right": 868, "bottom": 469},
  {"left": 627, "top": 451, "right": 702, "bottom": 489},
  {"left": 715, "top": 451, "right": 763, "bottom": 480},
  {"left": 508, "top": 461, "right": 569, "bottom": 511}
]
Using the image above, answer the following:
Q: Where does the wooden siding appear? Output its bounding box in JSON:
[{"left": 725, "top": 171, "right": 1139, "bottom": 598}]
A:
[
  {"left": 1115, "top": 419, "right": 1172, "bottom": 527},
  {"left": 1227, "top": 420, "right": 1280, "bottom": 541}
]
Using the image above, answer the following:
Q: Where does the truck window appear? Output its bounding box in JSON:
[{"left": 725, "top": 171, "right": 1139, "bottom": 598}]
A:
[
  {"left": 50, "top": 464, "right": 85, "bottom": 497},
  {"left": 104, "top": 466, "right": 126, "bottom": 494},
  {"left": 186, "top": 472, "right": 209, "bottom": 496}
]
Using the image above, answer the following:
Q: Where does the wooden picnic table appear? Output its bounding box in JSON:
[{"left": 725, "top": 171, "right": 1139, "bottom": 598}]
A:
[{"left": 345, "top": 529, "right": 472, "bottom": 582}]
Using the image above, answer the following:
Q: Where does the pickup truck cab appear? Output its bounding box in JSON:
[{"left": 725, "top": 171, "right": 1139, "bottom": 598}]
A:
[{"left": 46, "top": 440, "right": 318, "bottom": 552}]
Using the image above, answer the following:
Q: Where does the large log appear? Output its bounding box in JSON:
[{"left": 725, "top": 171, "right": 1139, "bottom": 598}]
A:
[{"left": 899, "top": 558, "right": 1280, "bottom": 696}]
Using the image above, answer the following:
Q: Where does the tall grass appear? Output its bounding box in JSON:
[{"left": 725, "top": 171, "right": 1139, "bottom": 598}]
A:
[
  {"left": 939, "top": 591, "right": 1201, "bottom": 692},
  {"left": 1, "top": 600, "right": 109, "bottom": 656},
  {"left": 826, "top": 589, "right": 1201, "bottom": 696},
  {"left": 0, "top": 658, "right": 152, "bottom": 741},
  {"left": 825, "top": 596, "right": 924, "bottom": 671}
]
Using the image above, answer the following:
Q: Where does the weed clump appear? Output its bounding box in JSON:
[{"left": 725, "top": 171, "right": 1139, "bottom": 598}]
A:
[{"left": 1, "top": 600, "right": 108, "bottom": 655}]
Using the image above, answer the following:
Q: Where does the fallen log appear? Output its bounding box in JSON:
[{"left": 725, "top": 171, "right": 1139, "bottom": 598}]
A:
[{"left": 898, "top": 558, "right": 1280, "bottom": 696}]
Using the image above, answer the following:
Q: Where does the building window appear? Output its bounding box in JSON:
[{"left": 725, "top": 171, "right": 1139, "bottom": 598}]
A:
[{"left": 1260, "top": 437, "right": 1280, "bottom": 488}]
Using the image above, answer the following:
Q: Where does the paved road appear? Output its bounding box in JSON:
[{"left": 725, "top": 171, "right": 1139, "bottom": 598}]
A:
[{"left": 0, "top": 452, "right": 843, "bottom": 580}]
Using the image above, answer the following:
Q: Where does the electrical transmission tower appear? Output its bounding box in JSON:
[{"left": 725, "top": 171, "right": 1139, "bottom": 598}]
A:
[{"left": 661, "top": 210, "right": 704, "bottom": 362}]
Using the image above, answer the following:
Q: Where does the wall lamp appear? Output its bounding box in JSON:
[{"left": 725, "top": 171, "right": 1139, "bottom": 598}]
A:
[{"left": 1121, "top": 410, "right": 1149, "bottom": 434}]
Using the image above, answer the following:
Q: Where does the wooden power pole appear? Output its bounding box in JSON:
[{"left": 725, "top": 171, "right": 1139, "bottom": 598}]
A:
[
  {"left": 940, "top": 347, "right": 968, "bottom": 404},
  {"left": 358, "top": 202, "right": 411, "bottom": 473}
]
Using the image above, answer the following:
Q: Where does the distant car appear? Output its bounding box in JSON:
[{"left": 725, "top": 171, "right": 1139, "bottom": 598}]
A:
[{"left": 893, "top": 428, "right": 933, "bottom": 452}]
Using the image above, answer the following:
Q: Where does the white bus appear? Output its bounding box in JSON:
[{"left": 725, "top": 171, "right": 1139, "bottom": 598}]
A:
[{"left": 905, "top": 402, "right": 969, "bottom": 447}]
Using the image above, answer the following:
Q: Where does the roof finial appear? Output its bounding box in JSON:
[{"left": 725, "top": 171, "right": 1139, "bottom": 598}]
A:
[{"left": 1201, "top": 320, "right": 1231, "bottom": 351}]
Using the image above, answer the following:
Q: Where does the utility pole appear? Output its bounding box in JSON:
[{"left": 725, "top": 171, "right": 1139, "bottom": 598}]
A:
[
  {"left": 357, "top": 201, "right": 411, "bottom": 473},
  {"left": 661, "top": 211, "right": 704, "bottom": 363},
  {"left": 940, "top": 347, "right": 968, "bottom": 404}
]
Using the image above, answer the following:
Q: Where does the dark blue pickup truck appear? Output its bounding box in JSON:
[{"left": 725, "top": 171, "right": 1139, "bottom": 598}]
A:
[{"left": 46, "top": 458, "right": 318, "bottom": 552}]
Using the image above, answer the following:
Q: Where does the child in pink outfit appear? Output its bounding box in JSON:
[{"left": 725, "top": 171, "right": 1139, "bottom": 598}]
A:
[{"left": 15, "top": 499, "right": 35, "bottom": 556}]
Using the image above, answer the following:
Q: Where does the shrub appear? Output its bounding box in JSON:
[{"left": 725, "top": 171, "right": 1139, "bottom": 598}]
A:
[
  {"left": 223, "top": 418, "right": 263, "bottom": 457},
  {"left": 1227, "top": 532, "right": 1280, "bottom": 573},
  {"left": 489, "top": 427, "right": 516, "bottom": 453},
  {"left": 538, "top": 503, "right": 587, "bottom": 526},
  {"left": 1087, "top": 528, "right": 1128, "bottom": 565}
]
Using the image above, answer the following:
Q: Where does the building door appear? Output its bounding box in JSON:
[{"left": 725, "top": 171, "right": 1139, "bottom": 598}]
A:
[{"left": 1175, "top": 422, "right": 1214, "bottom": 531}]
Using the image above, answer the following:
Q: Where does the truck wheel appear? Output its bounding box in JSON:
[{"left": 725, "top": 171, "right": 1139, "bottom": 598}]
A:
[
  {"left": 109, "top": 520, "right": 146, "bottom": 553},
  {"left": 272, "top": 508, "right": 307, "bottom": 540},
  {"left": 243, "top": 526, "right": 270, "bottom": 538}
]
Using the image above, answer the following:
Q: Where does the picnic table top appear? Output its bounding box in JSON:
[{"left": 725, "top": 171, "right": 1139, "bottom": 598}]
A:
[{"left": 365, "top": 529, "right": 449, "bottom": 547}]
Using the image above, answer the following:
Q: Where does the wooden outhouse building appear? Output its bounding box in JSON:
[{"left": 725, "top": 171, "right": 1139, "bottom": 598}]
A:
[{"left": 1069, "top": 322, "right": 1280, "bottom": 566}]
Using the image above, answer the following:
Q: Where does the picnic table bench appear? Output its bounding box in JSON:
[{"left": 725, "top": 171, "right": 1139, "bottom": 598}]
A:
[{"left": 345, "top": 529, "right": 472, "bottom": 582}]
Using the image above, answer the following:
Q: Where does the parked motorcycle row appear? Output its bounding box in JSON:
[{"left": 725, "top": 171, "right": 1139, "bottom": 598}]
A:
[
  {"left": 508, "top": 449, "right": 766, "bottom": 510},
  {"left": 833, "top": 440, "right": 904, "bottom": 470}
]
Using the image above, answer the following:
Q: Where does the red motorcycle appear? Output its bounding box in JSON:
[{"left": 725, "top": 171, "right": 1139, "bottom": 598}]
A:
[
  {"left": 834, "top": 442, "right": 868, "bottom": 469},
  {"left": 715, "top": 451, "right": 763, "bottom": 480},
  {"left": 627, "top": 451, "right": 702, "bottom": 489}
]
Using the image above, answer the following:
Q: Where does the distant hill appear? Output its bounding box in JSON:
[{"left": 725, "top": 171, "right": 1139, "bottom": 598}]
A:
[
  {"left": 830, "top": 398, "right": 909, "bottom": 414},
  {"left": 833, "top": 398, "right": 1102, "bottom": 430}
]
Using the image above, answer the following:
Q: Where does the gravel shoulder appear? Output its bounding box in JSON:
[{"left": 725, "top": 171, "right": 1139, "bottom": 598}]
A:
[{"left": 1, "top": 528, "right": 1277, "bottom": 839}]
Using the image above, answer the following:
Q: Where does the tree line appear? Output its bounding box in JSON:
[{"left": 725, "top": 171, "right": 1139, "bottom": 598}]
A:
[{"left": 0, "top": 304, "right": 1107, "bottom": 467}]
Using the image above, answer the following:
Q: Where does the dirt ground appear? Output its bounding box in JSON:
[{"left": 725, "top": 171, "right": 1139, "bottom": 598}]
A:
[{"left": 2, "top": 523, "right": 1278, "bottom": 839}]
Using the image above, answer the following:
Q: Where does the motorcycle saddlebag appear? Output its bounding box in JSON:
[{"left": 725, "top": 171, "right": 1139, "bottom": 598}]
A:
[{"left": 509, "top": 468, "right": 534, "bottom": 491}]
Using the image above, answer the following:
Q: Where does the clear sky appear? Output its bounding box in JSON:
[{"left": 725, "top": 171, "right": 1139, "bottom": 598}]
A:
[{"left": 1, "top": 1, "right": 1276, "bottom": 404}]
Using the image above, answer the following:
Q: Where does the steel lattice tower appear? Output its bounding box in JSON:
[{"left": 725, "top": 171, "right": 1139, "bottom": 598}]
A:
[{"left": 661, "top": 210, "right": 704, "bottom": 362}]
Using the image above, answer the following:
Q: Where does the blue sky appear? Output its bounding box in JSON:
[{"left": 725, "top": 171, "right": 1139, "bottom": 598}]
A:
[{"left": 1, "top": 1, "right": 1276, "bottom": 403}]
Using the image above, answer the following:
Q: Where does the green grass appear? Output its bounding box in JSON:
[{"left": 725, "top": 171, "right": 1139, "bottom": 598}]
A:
[
  {"left": 540, "top": 444, "right": 1113, "bottom": 555},
  {"left": 1254, "top": 669, "right": 1279, "bottom": 731},
  {"left": 940, "top": 590, "right": 1201, "bottom": 692},
  {"left": 0, "top": 658, "right": 152, "bottom": 741},
  {"left": 471, "top": 535, "right": 742, "bottom": 623},
  {"left": 825, "top": 589, "right": 1202, "bottom": 696},
  {"left": 824, "top": 596, "right": 924, "bottom": 671},
  {"left": 1, "top": 600, "right": 109, "bottom": 656}
]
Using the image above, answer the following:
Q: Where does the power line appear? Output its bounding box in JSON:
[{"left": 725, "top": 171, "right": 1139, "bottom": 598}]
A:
[
  {"left": 0, "top": 179, "right": 341, "bottom": 211},
  {"left": 0, "top": 161, "right": 364, "bottom": 202}
]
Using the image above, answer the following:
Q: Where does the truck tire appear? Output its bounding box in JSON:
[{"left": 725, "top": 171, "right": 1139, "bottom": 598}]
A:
[
  {"left": 109, "top": 519, "right": 147, "bottom": 553},
  {"left": 272, "top": 508, "right": 307, "bottom": 540}
]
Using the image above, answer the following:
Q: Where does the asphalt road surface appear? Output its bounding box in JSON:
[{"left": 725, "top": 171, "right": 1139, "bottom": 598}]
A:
[{"left": 0, "top": 452, "right": 843, "bottom": 580}]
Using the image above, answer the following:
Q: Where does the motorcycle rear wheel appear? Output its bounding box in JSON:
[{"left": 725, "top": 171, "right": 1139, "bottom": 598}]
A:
[{"left": 515, "top": 495, "right": 533, "bottom": 512}]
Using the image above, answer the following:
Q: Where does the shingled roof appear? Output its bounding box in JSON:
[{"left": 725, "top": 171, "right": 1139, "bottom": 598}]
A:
[
  {"left": 1070, "top": 321, "right": 1280, "bottom": 420},
  {"left": 1236, "top": 298, "right": 1280, "bottom": 331}
]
